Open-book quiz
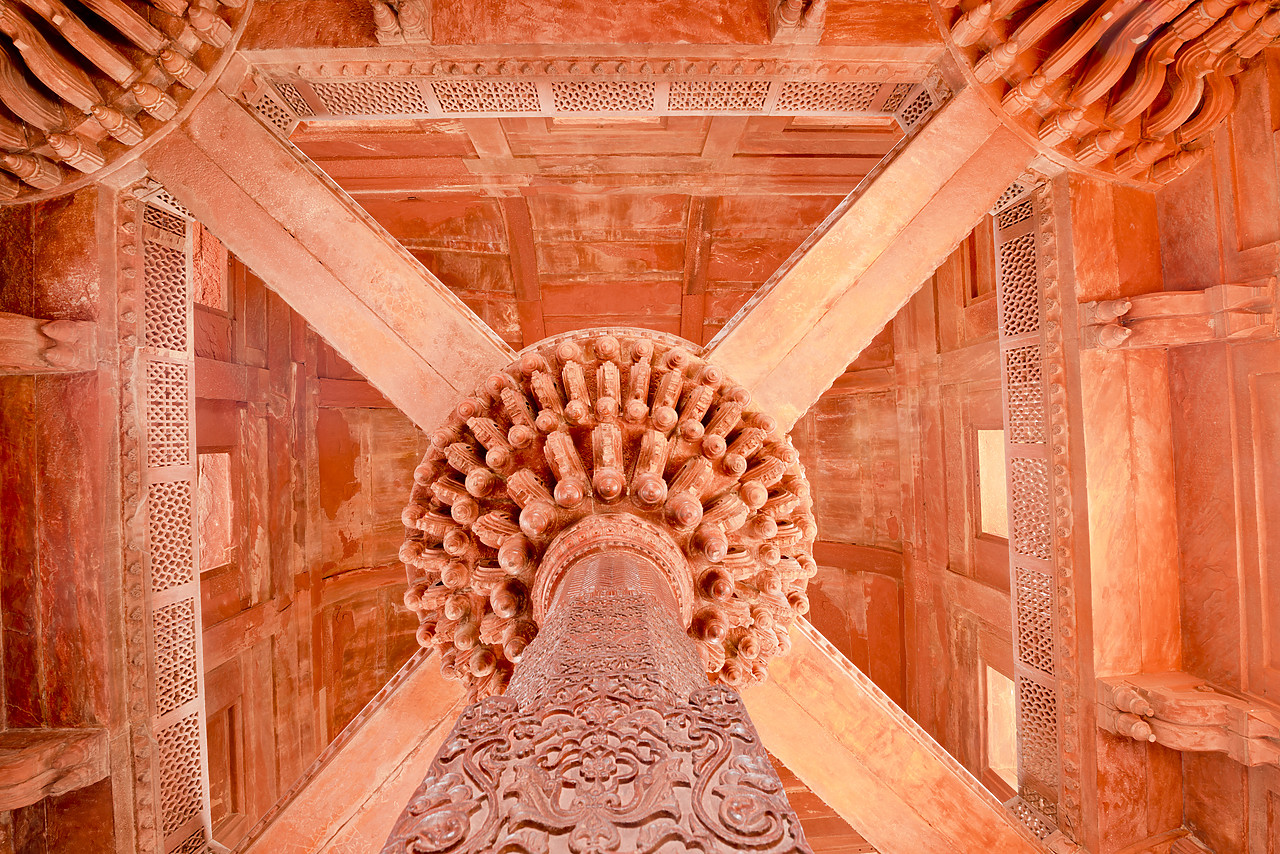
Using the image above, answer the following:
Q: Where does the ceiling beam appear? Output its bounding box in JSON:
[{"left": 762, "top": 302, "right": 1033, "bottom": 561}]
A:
[
  {"left": 680, "top": 195, "right": 714, "bottom": 344},
  {"left": 745, "top": 620, "right": 1047, "bottom": 854},
  {"left": 498, "top": 195, "right": 547, "bottom": 348},
  {"left": 142, "top": 90, "right": 516, "bottom": 432},
  {"left": 705, "top": 84, "right": 1037, "bottom": 431}
]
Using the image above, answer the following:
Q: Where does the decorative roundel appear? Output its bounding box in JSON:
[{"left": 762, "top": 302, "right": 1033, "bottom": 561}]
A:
[{"left": 400, "top": 328, "right": 818, "bottom": 700}]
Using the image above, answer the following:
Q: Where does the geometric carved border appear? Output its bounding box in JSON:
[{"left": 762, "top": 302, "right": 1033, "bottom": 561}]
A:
[
  {"left": 121, "top": 191, "right": 214, "bottom": 854},
  {"left": 249, "top": 69, "right": 946, "bottom": 133},
  {"left": 994, "top": 179, "right": 1085, "bottom": 843}
]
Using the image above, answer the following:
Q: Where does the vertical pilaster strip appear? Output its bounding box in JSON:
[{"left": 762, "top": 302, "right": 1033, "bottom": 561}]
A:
[
  {"left": 993, "top": 177, "right": 1088, "bottom": 845},
  {"left": 1033, "top": 176, "right": 1092, "bottom": 846},
  {"left": 117, "top": 185, "right": 213, "bottom": 854}
]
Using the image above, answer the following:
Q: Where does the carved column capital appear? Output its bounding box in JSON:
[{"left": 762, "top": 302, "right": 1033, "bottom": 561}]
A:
[
  {"left": 400, "top": 328, "right": 818, "bottom": 700},
  {"left": 533, "top": 514, "right": 694, "bottom": 627}
]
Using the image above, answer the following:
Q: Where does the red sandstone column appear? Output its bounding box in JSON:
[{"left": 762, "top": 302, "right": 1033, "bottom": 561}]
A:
[
  {"left": 380, "top": 547, "right": 813, "bottom": 854},
  {"left": 383, "top": 329, "right": 820, "bottom": 853}
]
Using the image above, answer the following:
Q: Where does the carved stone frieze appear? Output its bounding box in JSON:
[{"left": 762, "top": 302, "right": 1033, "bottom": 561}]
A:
[
  {"left": 246, "top": 61, "right": 947, "bottom": 130},
  {"left": 935, "top": 0, "right": 1280, "bottom": 185},
  {"left": 400, "top": 328, "right": 819, "bottom": 701}
]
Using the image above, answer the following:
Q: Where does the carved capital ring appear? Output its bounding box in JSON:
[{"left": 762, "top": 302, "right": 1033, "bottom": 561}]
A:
[{"left": 534, "top": 513, "right": 694, "bottom": 627}]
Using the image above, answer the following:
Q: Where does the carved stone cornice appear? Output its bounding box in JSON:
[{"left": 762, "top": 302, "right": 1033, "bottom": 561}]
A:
[
  {"left": 932, "top": 0, "right": 1280, "bottom": 186},
  {"left": 0, "top": 0, "right": 251, "bottom": 204},
  {"left": 234, "top": 46, "right": 949, "bottom": 135}
]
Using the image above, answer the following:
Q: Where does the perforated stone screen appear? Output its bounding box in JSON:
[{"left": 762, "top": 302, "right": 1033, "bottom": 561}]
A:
[
  {"left": 993, "top": 181, "right": 1082, "bottom": 839},
  {"left": 129, "top": 199, "right": 212, "bottom": 853}
]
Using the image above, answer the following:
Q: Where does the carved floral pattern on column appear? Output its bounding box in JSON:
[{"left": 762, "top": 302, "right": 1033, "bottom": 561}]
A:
[
  {"left": 380, "top": 592, "right": 813, "bottom": 854},
  {"left": 936, "top": 0, "right": 1280, "bottom": 185}
]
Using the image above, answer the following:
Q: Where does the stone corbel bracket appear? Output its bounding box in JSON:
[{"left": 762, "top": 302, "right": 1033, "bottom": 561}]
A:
[
  {"left": 0, "top": 728, "right": 110, "bottom": 811},
  {"left": 0, "top": 311, "right": 97, "bottom": 374},
  {"left": 769, "top": 0, "right": 828, "bottom": 45},
  {"left": 370, "top": 0, "right": 430, "bottom": 45},
  {"left": 1098, "top": 672, "right": 1280, "bottom": 767},
  {"left": 1080, "top": 281, "right": 1276, "bottom": 350}
]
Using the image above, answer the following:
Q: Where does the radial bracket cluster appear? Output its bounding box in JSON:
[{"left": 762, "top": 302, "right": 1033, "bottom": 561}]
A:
[{"left": 400, "top": 328, "right": 818, "bottom": 699}]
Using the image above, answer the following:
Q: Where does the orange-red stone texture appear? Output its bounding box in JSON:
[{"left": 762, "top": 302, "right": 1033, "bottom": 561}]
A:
[
  {"left": 240, "top": 0, "right": 941, "bottom": 50},
  {"left": 6, "top": 0, "right": 1280, "bottom": 850},
  {"left": 194, "top": 258, "right": 423, "bottom": 843},
  {"left": 0, "top": 190, "right": 117, "bottom": 851}
]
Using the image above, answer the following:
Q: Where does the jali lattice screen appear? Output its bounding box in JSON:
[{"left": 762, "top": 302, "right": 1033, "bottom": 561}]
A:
[
  {"left": 119, "top": 186, "right": 214, "bottom": 854},
  {"left": 993, "top": 179, "right": 1087, "bottom": 844}
]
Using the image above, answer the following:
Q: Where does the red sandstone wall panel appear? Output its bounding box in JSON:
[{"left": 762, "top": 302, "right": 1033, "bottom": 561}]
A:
[
  {"left": 0, "top": 205, "right": 34, "bottom": 314},
  {"left": 30, "top": 193, "right": 101, "bottom": 323},
  {"left": 1227, "top": 63, "right": 1280, "bottom": 253},
  {"left": 194, "top": 258, "right": 427, "bottom": 847},
  {"left": 795, "top": 390, "right": 902, "bottom": 549},
  {"left": 1184, "top": 752, "right": 1249, "bottom": 852},
  {"left": 429, "top": 0, "right": 771, "bottom": 45},
  {"left": 0, "top": 376, "right": 41, "bottom": 729},
  {"left": 0, "top": 191, "right": 119, "bottom": 852},
  {"left": 1070, "top": 178, "right": 1163, "bottom": 303},
  {"left": 1156, "top": 158, "right": 1223, "bottom": 292},
  {"left": 820, "top": 0, "right": 940, "bottom": 46},
  {"left": 34, "top": 372, "right": 111, "bottom": 727},
  {"left": 1169, "top": 343, "right": 1244, "bottom": 690}
]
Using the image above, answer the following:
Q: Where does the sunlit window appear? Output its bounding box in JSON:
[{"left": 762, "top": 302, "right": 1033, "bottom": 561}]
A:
[
  {"left": 986, "top": 665, "right": 1018, "bottom": 790},
  {"left": 977, "top": 429, "right": 1009, "bottom": 539},
  {"left": 197, "top": 452, "right": 234, "bottom": 572}
]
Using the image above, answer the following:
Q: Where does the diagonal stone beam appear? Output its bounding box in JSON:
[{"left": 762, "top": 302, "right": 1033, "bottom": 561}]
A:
[
  {"left": 745, "top": 621, "right": 1047, "bottom": 854},
  {"left": 705, "top": 84, "right": 1037, "bottom": 432},
  {"left": 142, "top": 89, "right": 516, "bottom": 432}
]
